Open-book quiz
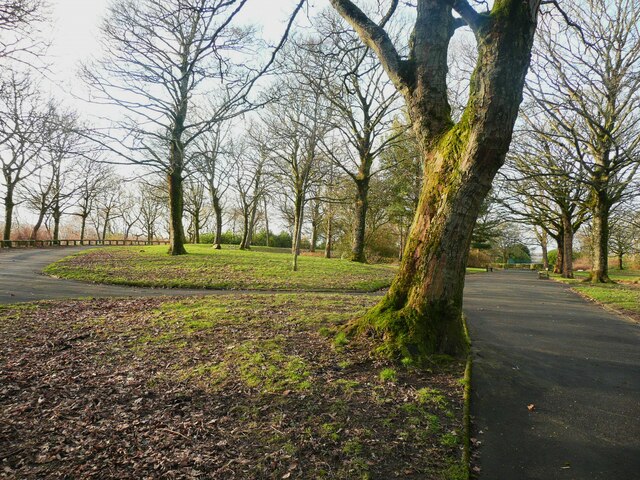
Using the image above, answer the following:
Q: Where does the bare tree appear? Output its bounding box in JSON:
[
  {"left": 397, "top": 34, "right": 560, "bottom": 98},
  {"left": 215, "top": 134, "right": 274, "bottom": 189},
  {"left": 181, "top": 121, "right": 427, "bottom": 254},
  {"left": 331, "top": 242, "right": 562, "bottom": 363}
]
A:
[
  {"left": 231, "top": 139, "right": 268, "bottom": 250},
  {"left": 72, "top": 157, "right": 115, "bottom": 244},
  {"left": 183, "top": 177, "right": 209, "bottom": 244},
  {"left": 192, "top": 121, "right": 233, "bottom": 249},
  {"left": 84, "top": 0, "right": 304, "bottom": 256},
  {"left": 527, "top": 0, "right": 640, "bottom": 282},
  {"left": 91, "top": 177, "right": 122, "bottom": 241},
  {"left": 264, "top": 85, "right": 330, "bottom": 271},
  {"left": 329, "top": 0, "right": 542, "bottom": 356},
  {"left": 0, "top": 0, "right": 46, "bottom": 63},
  {"left": 138, "top": 181, "right": 166, "bottom": 242},
  {"left": 500, "top": 123, "right": 590, "bottom": 278},
  {"left": 294, "top": 13, "right": 402, "bottom": 262},
  {"left": 0, "top": 73, "right": 49, "bottom": 245}
]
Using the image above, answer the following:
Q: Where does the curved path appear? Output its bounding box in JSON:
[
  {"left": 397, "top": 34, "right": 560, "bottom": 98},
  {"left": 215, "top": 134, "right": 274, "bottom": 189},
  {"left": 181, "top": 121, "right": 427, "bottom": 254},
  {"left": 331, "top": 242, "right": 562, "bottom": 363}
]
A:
[
  {"left": 0, "top": 247, "right": 221, "bottom": 303},
  {"left": 464, "top": 270, "right": 640, "bottom": 479},
  {"left": 2, "top": 248, "right": 639, "bottom": 478}
]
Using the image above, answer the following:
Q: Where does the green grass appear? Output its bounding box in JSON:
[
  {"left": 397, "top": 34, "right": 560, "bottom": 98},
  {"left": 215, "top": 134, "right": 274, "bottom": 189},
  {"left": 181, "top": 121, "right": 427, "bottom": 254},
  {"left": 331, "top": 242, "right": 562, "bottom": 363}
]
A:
[
  {"left": 551, "top": 270, "right": 640, "bottom": 315},
  {"left": 44, "top": 244, "right": 396, "bottom": 291},
  {"left": 569, "top": 269, "right": 640, "bottom": 284}
]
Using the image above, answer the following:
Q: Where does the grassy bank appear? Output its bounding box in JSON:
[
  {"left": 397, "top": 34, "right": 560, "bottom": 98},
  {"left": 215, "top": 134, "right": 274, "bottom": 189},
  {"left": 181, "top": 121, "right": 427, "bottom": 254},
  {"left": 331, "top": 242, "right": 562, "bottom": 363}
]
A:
[
  {"left": 551, "top": 270, "right": 640, "bottom": 321},
  {"left": 44, "top": 245, "right": 397, "bottom": 292},
  {"left": 0, "top": 294, "right": 467, "bottom": 479}
]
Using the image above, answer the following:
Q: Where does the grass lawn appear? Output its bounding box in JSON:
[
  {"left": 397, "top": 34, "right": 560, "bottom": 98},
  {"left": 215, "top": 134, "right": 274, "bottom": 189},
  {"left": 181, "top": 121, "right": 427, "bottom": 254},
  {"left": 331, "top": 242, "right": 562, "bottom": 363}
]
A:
[
  {"left": 569, "top": 269, "right": 640, "bottom": 284},
  {"left": 551, "top": 270, "right": 640, "bottom": 321},
  {"left": 44, "top": 245, "right": 397, "bottom": 292},
  {"left": 0, "top": 294, "right": 467, "bottom": 479},
  {"left": 44, "top": 245, "right": 485, "bottom": 291}
]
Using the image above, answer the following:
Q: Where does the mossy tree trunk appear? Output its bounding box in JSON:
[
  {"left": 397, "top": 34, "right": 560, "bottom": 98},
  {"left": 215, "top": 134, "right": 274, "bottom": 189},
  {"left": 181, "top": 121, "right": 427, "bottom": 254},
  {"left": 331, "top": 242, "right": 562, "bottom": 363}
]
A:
[
  {"left": 590, "top": 189, "right": 612, "bottom": 283},
  {"left": 331, "top": 0, "right": 541, "bottom": 357}
]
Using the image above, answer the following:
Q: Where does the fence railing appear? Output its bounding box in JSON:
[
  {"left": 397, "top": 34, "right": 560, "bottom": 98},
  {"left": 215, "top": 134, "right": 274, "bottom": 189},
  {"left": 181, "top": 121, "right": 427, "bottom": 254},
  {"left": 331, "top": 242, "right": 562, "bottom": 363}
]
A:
[{"left": 0, "top": 239, "right": 169, "bottom": 248}]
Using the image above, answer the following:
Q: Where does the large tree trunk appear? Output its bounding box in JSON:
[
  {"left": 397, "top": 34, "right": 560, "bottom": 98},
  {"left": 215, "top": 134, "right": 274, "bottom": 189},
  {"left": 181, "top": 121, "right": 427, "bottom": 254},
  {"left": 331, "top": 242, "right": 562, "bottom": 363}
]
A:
[
  {"left": 212, "top": 197, "right": 223, "bottom": 249},
  {"left": 167, "top": 169, "right": 187, "bottom": 255},
  {"left": 335, "top": 0, "right": 540, "bottom": 357},
  {"left": 52, "top": 201, "right": 61, "bottom": 245},
  {"left": 541, "top": 236, "right": 548, "bottom": 271},
  {"left": 554, "top": 235, "right": 564, "bottom": 274},
  {"left": 3, "top": 186, "right": 14, "bottom": 247},
  {"left": 101, "top": 212, "right": 109, "bottom": 242},
  {"left": 351, "top": 178, "right": 369, "bottom": 263},
  {"left": 590, "top": 192, "right": 611, "bottom": 283},
  {"left": 561, "top": 213, "right": 574, "bottom": 279}
]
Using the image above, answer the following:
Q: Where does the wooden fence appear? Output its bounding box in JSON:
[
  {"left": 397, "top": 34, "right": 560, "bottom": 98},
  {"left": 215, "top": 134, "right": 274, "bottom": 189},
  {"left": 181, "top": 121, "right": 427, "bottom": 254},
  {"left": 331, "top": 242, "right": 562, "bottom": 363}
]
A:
[{"left": 0, "top": 239, "right": 169, "bottom": 248}]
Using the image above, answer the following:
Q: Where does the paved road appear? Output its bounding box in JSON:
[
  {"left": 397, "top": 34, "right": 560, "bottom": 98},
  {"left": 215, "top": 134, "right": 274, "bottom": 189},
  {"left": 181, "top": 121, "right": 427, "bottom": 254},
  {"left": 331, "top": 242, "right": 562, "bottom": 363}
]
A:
[
  {"left": 0, "top": 247, "right": 211, "bottom": 303},
  {"left": 464, "top": 270, "right": 640, "bottom": 480}
]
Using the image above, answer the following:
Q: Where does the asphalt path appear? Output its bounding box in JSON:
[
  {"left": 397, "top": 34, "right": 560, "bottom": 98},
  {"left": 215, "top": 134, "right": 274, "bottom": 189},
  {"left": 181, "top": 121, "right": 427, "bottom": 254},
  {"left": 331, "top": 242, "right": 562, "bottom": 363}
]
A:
[{"left": 464, "top": 270, "right": 640, "bottom": 480}]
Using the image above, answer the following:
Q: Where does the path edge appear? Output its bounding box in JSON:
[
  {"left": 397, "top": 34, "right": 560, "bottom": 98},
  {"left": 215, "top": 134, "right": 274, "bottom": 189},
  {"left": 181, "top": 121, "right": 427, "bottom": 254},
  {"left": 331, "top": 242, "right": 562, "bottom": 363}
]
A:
[{"left": 462, "top": 313, "right": 472, "bottom": 479}]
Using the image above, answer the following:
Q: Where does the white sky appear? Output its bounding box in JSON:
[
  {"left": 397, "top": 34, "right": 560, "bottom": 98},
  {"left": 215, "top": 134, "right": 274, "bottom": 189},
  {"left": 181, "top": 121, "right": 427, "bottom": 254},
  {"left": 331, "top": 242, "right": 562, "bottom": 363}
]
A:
[{"left": 43, "top": 0, "right": 319, "bottom": 116}]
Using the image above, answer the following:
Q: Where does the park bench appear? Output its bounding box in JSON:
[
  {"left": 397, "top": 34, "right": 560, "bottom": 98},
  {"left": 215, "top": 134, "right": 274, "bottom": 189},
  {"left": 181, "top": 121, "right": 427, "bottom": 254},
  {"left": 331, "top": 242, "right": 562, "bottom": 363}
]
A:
[{"left": 538, "top": 270, "right": 549, "bottom": 279}]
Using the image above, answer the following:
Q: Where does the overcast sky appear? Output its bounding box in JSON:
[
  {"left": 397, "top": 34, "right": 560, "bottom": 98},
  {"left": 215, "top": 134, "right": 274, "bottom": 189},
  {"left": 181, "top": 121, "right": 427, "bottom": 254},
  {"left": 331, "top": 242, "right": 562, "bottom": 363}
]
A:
[{"left": 43, "top": 0, "right": 318, "bottom": 114}]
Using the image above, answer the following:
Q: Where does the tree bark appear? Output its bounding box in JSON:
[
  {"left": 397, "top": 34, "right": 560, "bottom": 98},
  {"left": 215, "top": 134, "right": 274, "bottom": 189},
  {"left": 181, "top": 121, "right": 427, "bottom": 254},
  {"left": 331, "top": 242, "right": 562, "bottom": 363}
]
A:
[
  {"left": 3, "top": 186, "right": 14, "bottom": 246},
  {"left": 554, "top": 235, "right": 564, "bottom": 274},
  {"left": 333, "top": 0, "right": 540, "bottom": 357},
  {"left": 239, "top": 208, "right": 250, "bottom": 250},
  {"left": 590, "top": 191, "right": 611, "bottom": 282},
  {"left": 561, "top": 213, "right": 573, "bottom": 279},
  {"left": 310, "top": 221, "right": 318, "bottom": 253},
  {"left": 212, "top": 197, "right": 223, "bottom": 249},
  {"left": 351, "top": 178, "right": 369, "bottom": 263},
  {"left": 31, "top": 210, "right": 46, "bottom": 241},
  {"left": 167, "top": 168, "right": 187, "bottom": 255}
]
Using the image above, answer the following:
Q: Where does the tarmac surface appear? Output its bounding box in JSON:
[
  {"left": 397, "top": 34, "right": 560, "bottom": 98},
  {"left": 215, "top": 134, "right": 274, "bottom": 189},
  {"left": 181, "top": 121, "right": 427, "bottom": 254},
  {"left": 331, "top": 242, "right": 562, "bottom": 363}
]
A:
[
  {"left": 2, "top": 247, "right": 639, "bottom": 478},
  {"left": 464, "top": 270, "right": 640, "bottom": 480}
]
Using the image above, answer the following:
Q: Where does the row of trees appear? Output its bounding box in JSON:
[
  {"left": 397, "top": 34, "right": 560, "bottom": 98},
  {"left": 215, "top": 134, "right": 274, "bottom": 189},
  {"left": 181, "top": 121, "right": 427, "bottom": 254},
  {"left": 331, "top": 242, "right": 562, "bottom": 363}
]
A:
[
  {"left": 3, "top": 0, "right": 639, "bottom": 357},
  {"left": 496, "top": 0, "right": 640, "bottom": 282}
]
